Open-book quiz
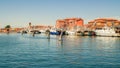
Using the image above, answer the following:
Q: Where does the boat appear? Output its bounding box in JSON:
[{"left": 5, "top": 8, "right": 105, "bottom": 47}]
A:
[
  {"left": 49, "top": 28, "right": 60, "bottom": 35},
  {"left": 30, "top": 30, "right": 41, "bottom": 34},
  {"left": 83, "top": 31, "right": 96, "bottom": 36},
  {"left": 21, "top": 30, "right": 27, "bottom": 34},
  {"left": 66, "top": 31, "right": 76, "bottom": 35},
  {"left": 75, "top": 31, "right": 84, "bottom": 36},
  {"left": 83, "top": 31, "right": 89, "bottom": 36},
  {"left": 50, "top": 31, "right": 60, "bottom": 35},
  {"left": 95, "top": 26, "right": 120, "bottom": 37},
  {"left": 88, "top": 31, "right": 96, "bottom": 36},
  {"left": 40, "top": 30, "right": 46, "bottom": 33}
]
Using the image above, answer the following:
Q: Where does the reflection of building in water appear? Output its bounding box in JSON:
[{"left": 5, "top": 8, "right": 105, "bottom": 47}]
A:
[
  {"left": 56, "top": 36, "right": 63, "bottom": 46},
  {"left": 96, "top": 37, "right": 118, "bottom": 49}
]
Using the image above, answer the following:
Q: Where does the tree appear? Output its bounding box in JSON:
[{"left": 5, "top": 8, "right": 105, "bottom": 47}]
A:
[
  {"left": 5, "top": 25, "right": 11, "bottom": 29},
  {"left": 5, "top": 25, "right": 11, "bottom": 34}
]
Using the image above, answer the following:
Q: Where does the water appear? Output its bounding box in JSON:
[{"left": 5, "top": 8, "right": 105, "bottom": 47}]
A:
[{"left": 0, "top": 33, "right": 120, "bottom": 68}]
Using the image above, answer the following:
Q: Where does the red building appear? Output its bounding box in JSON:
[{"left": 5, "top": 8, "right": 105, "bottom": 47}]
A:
[{"left": 56, "top": 18, "right": 84, "bottom": 30}]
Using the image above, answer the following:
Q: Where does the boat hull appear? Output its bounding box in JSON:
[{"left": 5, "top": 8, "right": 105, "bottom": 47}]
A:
[
  {"left": 95, "top": 30, "right": 120, "bottom": 37},
  {"left": 95, "top": 33, "right": 120, "bottom": 37}
]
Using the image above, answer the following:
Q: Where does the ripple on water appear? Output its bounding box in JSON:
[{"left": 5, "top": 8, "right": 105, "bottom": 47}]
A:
[{"left": 0, "top": 34, "right": 120, "bottom": 68}]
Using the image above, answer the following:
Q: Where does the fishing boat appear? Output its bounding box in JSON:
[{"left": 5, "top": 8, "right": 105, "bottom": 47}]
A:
[
  {"left": 50, "top": 30, "right": 60, "bottom": 35},
  {"left": 95, "top": 26, "right": 120, "bottom": 37},
  {"left": 49, "top": 28, "right": 60, "bottom": 35}
]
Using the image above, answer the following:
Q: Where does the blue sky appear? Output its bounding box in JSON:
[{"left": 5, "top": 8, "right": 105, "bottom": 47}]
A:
[{"left": 0, "top": 0, "right": 120, "bottom": 28}]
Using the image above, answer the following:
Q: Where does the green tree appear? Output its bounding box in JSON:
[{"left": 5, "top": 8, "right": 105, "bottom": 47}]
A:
[
  {"left": 5, "top": 25, "right": 11, "bottom": 29},
  {"left": 5, "top": 25, "right": 11, "bottom": 34}
]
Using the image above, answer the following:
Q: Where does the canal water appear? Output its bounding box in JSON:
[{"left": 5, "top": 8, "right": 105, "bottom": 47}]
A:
[{"left": 0, "top": 33, "right": 120, "bottom": 68}]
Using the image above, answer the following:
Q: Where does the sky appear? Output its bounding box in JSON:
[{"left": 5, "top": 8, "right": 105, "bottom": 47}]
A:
[{"left": 0, "top": 0, "right": 120, "bottom": 28}]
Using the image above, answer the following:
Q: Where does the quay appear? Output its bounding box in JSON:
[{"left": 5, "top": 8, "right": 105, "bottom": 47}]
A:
[{"left": 0, "top": 18, "right": 120, "bottom": 37}]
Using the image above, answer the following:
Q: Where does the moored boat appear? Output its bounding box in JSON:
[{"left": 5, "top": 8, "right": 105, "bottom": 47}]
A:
[
  {"left": 75, "top": 31, "right": 84, "bottom": 36},
  {"left": 95, "top": 26, "right": 120, "bottom": 37},
  {"left": 66, "top": 31, "right": 76, "bottom": 35}
]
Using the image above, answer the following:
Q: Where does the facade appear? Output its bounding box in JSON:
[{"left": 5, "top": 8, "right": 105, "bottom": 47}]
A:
[
  {"left": 28, "top": 22, "right": 53, "bottom": 30},
  {"left": 56, "top": 18, "right": 84, "bottom": 31},
  {"left": 88, "top": 18, "right": 120, "bottom": 30},
  {"left": 0, "top": 28, "right": 23, "bottom": 33}
]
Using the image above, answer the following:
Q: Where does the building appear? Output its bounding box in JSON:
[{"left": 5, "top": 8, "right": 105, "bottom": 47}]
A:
[
  {"left": 28, "top": 22, "right": 53, "bottom": 30},
  {"left": 56, "top": 18, "right": 84, "bottom": 31},
  {"left": 88, "top": 18, "right": 120, "bottom": 30}
]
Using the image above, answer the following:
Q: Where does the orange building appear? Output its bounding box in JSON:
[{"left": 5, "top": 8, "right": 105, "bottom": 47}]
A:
[
  {"left": 88, "top": 18, "right": 120, "bottom": 29},
  {"left": 28, "top": 22, "right": 53, "bottom": 30},
  {"left": 56, "top": 18, "right": 84, "bottom": 30}
]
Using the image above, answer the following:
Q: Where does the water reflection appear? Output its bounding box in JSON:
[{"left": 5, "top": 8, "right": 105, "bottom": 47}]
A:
[
  {"left": 47, "top": 38, "right": 50, "bottom": 47},
  {"left": 95, "top": 37, "right": 120, "bottom": 50}
]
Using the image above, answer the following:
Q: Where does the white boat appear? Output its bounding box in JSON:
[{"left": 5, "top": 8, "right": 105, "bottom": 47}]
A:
[
  {"left": 40, "top": 30, "right": 46, "bottom": 33},
  {"left": 66, "top": 31, "right": 76, "bottom": 35},
  {"left": 95, "top": 26, "right": 120, "bottom": 37}
]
